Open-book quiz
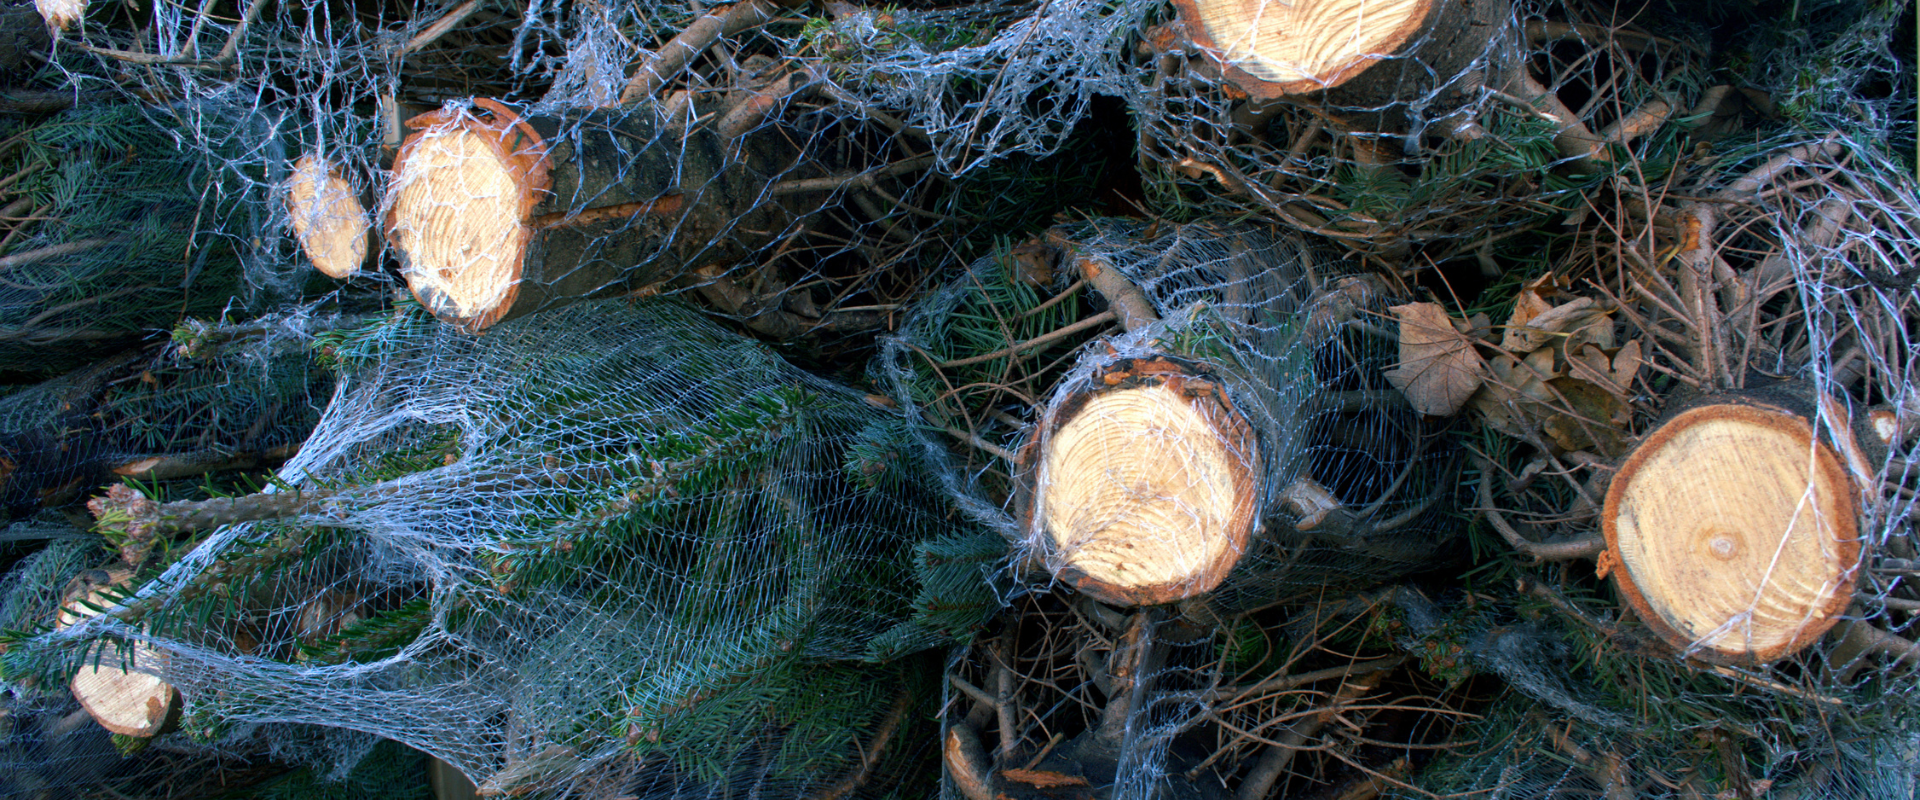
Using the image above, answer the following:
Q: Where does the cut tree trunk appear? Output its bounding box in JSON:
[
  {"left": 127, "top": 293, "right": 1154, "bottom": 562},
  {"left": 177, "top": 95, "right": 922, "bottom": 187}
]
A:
[
  {"left": 1172, "top": 0, "right": 1515, "bottom": 124},
  {"left": 1168, "top": 0, "right": 1628, "bottom": 163},
  {"left": 56, "top": 574, "right": 179, "bottom": 737},
  {"left": 284, "top": 154, "right": 372, "bottom": 280},
  {"left": 384, "top": 98, "right": 800, "bottom": 332},
  {"left": 35, "top": 0, "right": 83, "bottom": 32},
  {"left": 1600, "top": 388, "right": 1864, "bottom": 664},
  {"left": 1024, "top": 354, "right": 1262, "bottom": 607}
]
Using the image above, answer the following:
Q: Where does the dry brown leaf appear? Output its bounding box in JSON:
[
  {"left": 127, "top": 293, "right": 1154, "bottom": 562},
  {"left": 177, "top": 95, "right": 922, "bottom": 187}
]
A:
[
  {"left": 1494, "top": 346, "right": 1560, "bottom": 404},
  {"left": 1503, "top": 297, "right": 1610, "bottom": 353},
  {"left": 1504, "top": 278, "right": 1558, "bottom": 340},
  {"left": 1466, "top": 312, "right": 1494, "bottom": 342},
  {"left": 1540, "top": 377, "right": 1632, "bottom": 456},
  {"left": 1384, "top": 302, "right": 1485, "bottom": 417},
  {"left": 1612, "top": 339, "right": 1643, "bottom": 390},
  {"left": 1302, "top": 275, "right": 1383, "bottom": 342},
  {"left": 1567, "top": 339, "right": 1644, "bottom": 400},
  {"left": 1471, "top": 348, "right": 1563, "bottom": 440},
  {"left": 1568, "top": 343, "right": 1617, "bottom": 397},
  {"left": 1008, "top": 240, "right": 1056, "bottom": 286},
  {"left": 1562, "top": 305, "right": 1616, "bottom": 355},
  {"left": 1468, "top": 380, "right": 1530, "bottom": 441}
]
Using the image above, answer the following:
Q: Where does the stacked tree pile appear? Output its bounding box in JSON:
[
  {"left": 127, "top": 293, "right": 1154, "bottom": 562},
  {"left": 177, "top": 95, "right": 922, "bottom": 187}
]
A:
[
  {"left": 0, "top": 0, "right": 1912, "bottom": 795},
  {"left": 0, "top": 104, "right": 284, "bottom": 379}
]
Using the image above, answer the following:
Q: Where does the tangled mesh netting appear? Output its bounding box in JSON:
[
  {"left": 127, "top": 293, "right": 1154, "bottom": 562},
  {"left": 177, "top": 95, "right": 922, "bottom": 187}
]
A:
[
  {"left": 877, "top": 219, "right": 1476, "bottom": 796},
  {"left": 2, "top": 298, "right": 969, "bottom": 797},
  {"left": 806, "top": 0, "right": 1912, "bottom": 260},
  {"left": 0, "top": 0, "right": 1915, "bottom": 795},
  {"left": 1376, "top": 126, "right": 1920, "bottom": 794},
  {"left": 18, "top": 0, "right": 951, "bottom": 351},
  {"left": 882, "top": 218, "right": 1460, "bottom": 613},
  {"left": 0, "top": 306, "right": 337, "bottom": 520}
]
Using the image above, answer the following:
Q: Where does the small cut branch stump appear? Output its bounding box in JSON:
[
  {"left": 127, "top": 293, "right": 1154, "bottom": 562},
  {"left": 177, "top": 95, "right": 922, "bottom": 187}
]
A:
[
  {"left": 385, "top": 98, "right": 800, "bottom": 332},
  {"left": 284, "top": 154, "right": 373, "bottom": 280},
  {"left": 1025, "top": 355, "right": 1262, "bottom": 607},
  {"left": 1601, "top": 390, "right": 1864, "bottom": 664}
]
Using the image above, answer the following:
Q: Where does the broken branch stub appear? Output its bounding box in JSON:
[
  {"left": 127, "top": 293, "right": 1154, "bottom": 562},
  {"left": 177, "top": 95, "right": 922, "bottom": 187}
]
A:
[
  {"left": 384, "top": 98, "right": 800, "bottom": 332},
  {"left": 1025, "top": 355, "right": 1262, "bottom": 607},
  {"left": 1601, "top": 390, "right": 1864, "bottom": 664}
]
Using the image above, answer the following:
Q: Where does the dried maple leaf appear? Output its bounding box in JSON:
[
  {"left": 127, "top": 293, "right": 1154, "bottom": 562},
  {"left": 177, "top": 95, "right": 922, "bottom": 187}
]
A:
[{"left": 1384, "top": 302, "right": 1485, "bottom": 417}]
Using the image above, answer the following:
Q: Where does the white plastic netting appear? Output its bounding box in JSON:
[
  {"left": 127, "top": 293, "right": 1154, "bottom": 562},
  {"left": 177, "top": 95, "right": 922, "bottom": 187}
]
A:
[
  {"left": 2, "top": 0, "right": 1915, "bottom": 795},
  {"left": 883, "top": 218, "right": 1459, "bottom": 612},
  {"left": 0, "top": 306, "right": 335, "bottom": 520},
  {"left": 20, "top": 0, "right": 949, "bottom": 348},
  {"left": 2, "top": 298, "right": 966, "bottom": 797},
  {"left": 880, "top": 219, "right": 1471, "bottom": 796}
]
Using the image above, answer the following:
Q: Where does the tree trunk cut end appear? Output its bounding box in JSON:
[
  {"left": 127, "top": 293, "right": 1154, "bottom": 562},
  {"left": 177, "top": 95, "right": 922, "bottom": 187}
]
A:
[
  {"left": 57, "top": 583, "right": 179, "bottom": 738},
  {"left": 285, "top": 155, "right": 372, "bottom": 280},
  {"left": 1028, "top": 356, "right": 1261, "bottom": 607},
  {"left": 35, "top": 0, "right": 85, "bottom": 32},
  {"left": 1173, "top": 0, "right": 1438, "bottom": 98},
  {"left": 386, "top": 100, "right": 554, "bottom": 332},
  {"left": 1602, "top": 401, "right": 1862, "bottom": 664}
]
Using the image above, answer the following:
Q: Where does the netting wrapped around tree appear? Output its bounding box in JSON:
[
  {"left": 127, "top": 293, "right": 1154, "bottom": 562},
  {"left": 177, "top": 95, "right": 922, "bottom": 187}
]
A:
[
  {"left": 0, "top": 298, "right": 973, "bottom": 797},
  {"left": 0, "top": 103, "right": 284, "bottom": 377},
  {"left": 879, "top": 219, "right": 1469, "bottom": 796},
  {"left": 803, "top": 0, "right": 1719, "bottom": 260},
  {"left": 884, "top": 218, "right": 1459, "bottom": 613},
  {"left": 26, "top": 0, "right": 954, "bottom": 345},
  {"left": 1371, "top": 122, "right": 1920, "bottom": 793},
  {"left": 0, "top": 308, "right": 334, "bottom": 521},
  {"left": 3, "top": 0, "right": 1916, "bottom": 795},
  {"left": 1136, "top": 0, "right": 1714, "bottom": 259}
]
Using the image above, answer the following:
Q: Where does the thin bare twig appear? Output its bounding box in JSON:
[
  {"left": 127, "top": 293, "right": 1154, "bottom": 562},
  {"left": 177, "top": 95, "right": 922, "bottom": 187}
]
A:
[
  {"left": 618, "top": 0, "right": 782, "bottom": 105},
  {"left": 770, "top": 155, "right": 937, "bottom": 195},
  {"left": 1471, "top": 453, "right": 1605, "bottom": 561},
  {"left": 401, "top": 0, "right": 485, "bottom": 56},
  {"left": 935, "top": 310, "right": 1116, "bottom": 370}
]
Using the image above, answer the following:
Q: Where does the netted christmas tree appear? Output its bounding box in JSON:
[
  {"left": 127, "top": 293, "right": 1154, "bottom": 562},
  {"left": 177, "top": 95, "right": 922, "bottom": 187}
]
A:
[
  {"left": 876, "top": 219, "right": 1469, "bottom": 795},
  {"left": 885, "top": 218, "right": 1460, "bottom": 612},
  {"left": 1, "top": 297, "right": 980, "bottom": 797},
  {"left": 27, "top": 0, "right": 958, "bottom": 348},
  {"left": 0, "top": 307, "right": 336, "bottom": 521},
  {"left": 0, "top": 102, "right": 288, "bottom": 377}
]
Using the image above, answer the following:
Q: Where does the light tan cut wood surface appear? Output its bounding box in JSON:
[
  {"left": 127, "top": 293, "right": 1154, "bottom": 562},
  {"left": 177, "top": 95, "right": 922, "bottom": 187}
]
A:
[
  {"left": 387, "top": 127, "right": 529, "bottom": 324},
  {"left": 1604, "top": 404, "right": 1860, "bottom": 663},
  {"left": 57, "top": 585, "right": 179, "bottom": 737},
  {"left": 35, "top": 0, "right": 85, "bottom": 31},
  {"left": 285, "top": 155, "right": 371, "bottom": 279},
  {"left": 1037, "top": 380, "right": 1258, "bottom": 605},
  {"left": 1178, "top": 0, "right": 1435, "bottom": 94}
]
